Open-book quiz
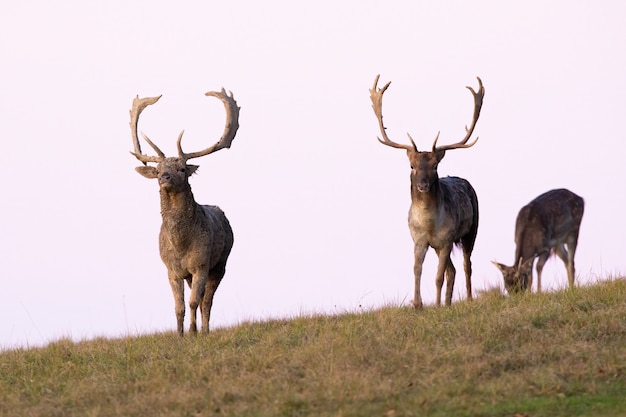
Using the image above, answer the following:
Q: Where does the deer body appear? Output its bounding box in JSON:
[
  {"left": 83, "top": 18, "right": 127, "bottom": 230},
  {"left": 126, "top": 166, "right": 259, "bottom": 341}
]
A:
[
  {"left": 370, "top": 75, "right": 484, "bottom": 309},
  {"left": 158, "top": 201, "right": 232, "bottom": 284},
  {"left": 408, "top": 175, "right": 479, "bottom": 307},
  {"left": 153, "top": 163, "right": 233, "bottom": 334},
  {"left": 493, "top": 188, "right": 584, "bottom": 294},
  {"left": 130, "top": 90, "right": 240, "bottom": 335},
  {"left": 409, "top": 177, "right": 477, "bottom": 246}
]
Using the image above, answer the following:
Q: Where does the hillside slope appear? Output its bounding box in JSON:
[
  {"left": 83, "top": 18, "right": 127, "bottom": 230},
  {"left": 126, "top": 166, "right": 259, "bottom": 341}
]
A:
[{"left": 1, "top": 279, "right": 625, "bottom": 417}]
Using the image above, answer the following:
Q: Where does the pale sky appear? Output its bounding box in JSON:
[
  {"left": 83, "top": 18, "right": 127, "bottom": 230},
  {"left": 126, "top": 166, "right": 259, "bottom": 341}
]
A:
[{"left": 1, "top": 1, "right": 625, "bottom": 348}]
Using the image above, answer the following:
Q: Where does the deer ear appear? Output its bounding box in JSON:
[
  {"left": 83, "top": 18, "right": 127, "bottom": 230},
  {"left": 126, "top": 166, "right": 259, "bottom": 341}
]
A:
[
  {"left": 135, "top": 166, "right": 158, "bottom": 179},
  {"left": 186, "top": 165, "right": 199, "bottom": 176},
  {"left": 435, "top": 149, "right": 446, "bottom": 162},
  {"left": 491, "top": 261, "right": 506, "bottom": 273}
]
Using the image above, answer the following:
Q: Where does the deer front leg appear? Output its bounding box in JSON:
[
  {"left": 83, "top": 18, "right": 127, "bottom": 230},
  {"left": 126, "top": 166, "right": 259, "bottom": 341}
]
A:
[
  {"left": 200, "top": 263, "right": 226, "bottom": 333},
  {"left": 168, "top": 273, "right": 185, "bottom": 336},
  {"left": 412, "top": 244, "right": 429, "bottom": 309},
  {"left": 434, "top": 245, "right": 453, "bottom": 306},
  {"left": 200, "top": 278, "right": 221, "bottom": 333},
  {"left": 535, "top": 252, "right": 550, "bottom": 293},
  {"left": 188, "top": 271, "right": 208, "bottom": 334}
]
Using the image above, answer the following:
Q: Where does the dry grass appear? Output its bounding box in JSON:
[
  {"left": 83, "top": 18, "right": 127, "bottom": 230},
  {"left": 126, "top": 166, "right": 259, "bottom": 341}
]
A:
[{"left": 1, "top": 278, "right": 625, "bottom": 417}]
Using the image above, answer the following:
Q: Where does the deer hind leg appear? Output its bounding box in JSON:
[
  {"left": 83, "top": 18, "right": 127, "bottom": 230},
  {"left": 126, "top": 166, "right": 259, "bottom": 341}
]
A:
[
  {"left": 535, "top": 252, "right": 550, "bottom": 294},
  {"left": 554, "top": 244, "right": 573, "bottom": 288},
  {"left": 412, "top": 244, "right": 429, "bottom": 309},
  {"left": 554, "top": 244, "right": 569, "bottom": 264},
  {"left": 564, "top": 238, "right": 578, "bottom": 288},
  {"left": 462, "top": 246, "right": 473, "bottom": 301},
  {"left": 168, "top": 273, "right": 185, "bottom": 336},
  {"left": 444, "top": 258, "right": 456, "bottom": 306},
  {"left": 523, "top": 259, "right": 534, "bottom": 293}
]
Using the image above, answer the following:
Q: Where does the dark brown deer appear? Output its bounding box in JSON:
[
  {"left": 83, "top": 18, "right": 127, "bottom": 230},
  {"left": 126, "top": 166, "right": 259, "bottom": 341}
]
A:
[
  {"left": 493, "top": 188, "right": 584, "bottom": 294},
  {"left": 129, "top": 88, "right": 240, "bottom": 335},
  {"left": 370, "top": 75, "right": 484, "bottom": 309}
]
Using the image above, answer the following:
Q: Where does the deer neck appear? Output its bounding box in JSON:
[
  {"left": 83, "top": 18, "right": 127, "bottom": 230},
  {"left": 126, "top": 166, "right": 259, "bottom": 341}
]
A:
[
  {"left": 410, "top": 176, "right": 442, "bottom": 210},
  {"left": 159, "top": 186, "right": 199, "bottom": 242}
]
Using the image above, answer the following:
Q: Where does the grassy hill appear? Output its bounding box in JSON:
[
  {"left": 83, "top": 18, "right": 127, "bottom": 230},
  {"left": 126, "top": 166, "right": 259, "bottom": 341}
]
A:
[{"left": 1, "top": 278, "right": 625, "bottom": 417}]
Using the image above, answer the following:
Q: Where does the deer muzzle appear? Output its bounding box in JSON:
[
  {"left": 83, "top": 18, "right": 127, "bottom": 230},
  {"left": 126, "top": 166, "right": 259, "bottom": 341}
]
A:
[
  {"left": 159, "top": 172, "right": 171, "bottom": 183},
  {"left": 413, "top": 176, "right": 434, "bottom": 193},
  {"left": 416, "top": 182, "right": 431, "bottom": 192}
]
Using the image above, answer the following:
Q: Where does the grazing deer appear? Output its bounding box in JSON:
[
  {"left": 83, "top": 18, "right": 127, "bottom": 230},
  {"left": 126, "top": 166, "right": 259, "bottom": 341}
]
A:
[
  {"left": 493, "top": 188, "right": 584, "bottom": 294},
  {"left": 370, "top": 75, "right": 484, "bottom": 309},
  {"left": 129, "top": 88, "right": 240, "bottom": 335}
]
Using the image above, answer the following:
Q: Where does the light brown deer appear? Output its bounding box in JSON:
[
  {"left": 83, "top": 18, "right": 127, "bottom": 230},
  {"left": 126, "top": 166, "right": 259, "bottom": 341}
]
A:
[
  {"left": 370, "top": 75, "right": 484, "bottom": 309},
  {"left": 493, "top": 188, "right": 584, "bottom": 294},
  {"left": 129, "top": 88, "right": 240, "bottom": 335}
]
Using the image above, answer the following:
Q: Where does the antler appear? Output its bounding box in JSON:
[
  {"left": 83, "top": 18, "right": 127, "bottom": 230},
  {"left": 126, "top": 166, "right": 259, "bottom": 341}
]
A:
[
  {"left": 129, "top": 95, "right": 165, "bottom": 164},
  {"left": 177, "top": 88, "right": 240, "bottom": 161},
  {"left": 370, "top": 75, "right": 418, "bottom": 152},
  {"left": 432, "top": 76, "right": 484, "bottom": 152}
]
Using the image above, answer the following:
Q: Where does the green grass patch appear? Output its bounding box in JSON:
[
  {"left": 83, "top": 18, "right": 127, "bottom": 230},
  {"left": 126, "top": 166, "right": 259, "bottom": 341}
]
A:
[{"left": 1, "top": 278, "right": 625, "bottom": 416}]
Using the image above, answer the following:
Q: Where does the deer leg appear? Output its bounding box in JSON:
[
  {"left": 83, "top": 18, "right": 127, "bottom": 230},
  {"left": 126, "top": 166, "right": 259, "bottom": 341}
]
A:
[
  {"left": 412, "top": 244, "right": 429, "bottom": 309},
  {"left": 444, "top": 258, "right": 456, "bottom": 306},
  {"left": 554, "top": 244, "right": 573, "bottom": 287},
  {"left": 168, "top": 273, "right": 185, "bottom": 336},
  {"left": 188, "top": 271, "right": 208, "bottom": 334},
  {"left": 524, "top": 259, "right": 534, "bottom": 293},
  {"left": 200, "top": 263, "right": 225, "bottom": 333},
  {"left": 200, "top": 279, "right": 221, "bottom": 333},
  {"left": 554, "top": 244, "right": 569, "bottom": 264},
  {"left": 535, "top": 253, "right": 549, "bottom": 293},
  {"left": 462, "top": 247, "right": 473, "bottom": 301},
  {"left": 565, "top": 239, "right": 578, "bottom": 288},
  {"left": 434, "top": 245, "right": 453, "bottom": 307}
]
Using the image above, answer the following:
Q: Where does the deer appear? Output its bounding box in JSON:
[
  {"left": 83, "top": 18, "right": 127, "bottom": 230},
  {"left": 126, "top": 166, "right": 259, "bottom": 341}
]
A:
[
  {"left": 492, "top": 188, "right": 584, "bottom": 295},
  {"left": 129, "top": 88, "right": 240, "bottom": 335},
  {"left": 370, "top": 75, "right": 484, "bottom": 309}
]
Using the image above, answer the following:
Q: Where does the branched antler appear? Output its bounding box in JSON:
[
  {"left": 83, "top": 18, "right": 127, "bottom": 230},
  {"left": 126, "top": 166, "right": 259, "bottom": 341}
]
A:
[
  {"left": 370, "top": 75, "right": 485, "bottom": 154},
  {"left": 129, "top": 95, "right": 164, "bottom": 164},
  {"left": 370, "top": 75, "right": 418, "bottom": 152},
  {"left": 178, "top": 88, "right": 241, "bottom": 161},
  {"left": 129, "top": 88, "right": 240, "bottom": 164},
  {"left": 432, "top": 77, "right": 484, "bottom": 152}
]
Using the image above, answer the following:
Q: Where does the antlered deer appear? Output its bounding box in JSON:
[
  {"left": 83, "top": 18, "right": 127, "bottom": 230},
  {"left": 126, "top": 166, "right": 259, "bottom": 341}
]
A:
[
  {"left": 493, "top": 188, "right": 584, "bottom": 294},
  {"left": 129, "top": 88, "right": 240, "bottom": 335},
  {"left": 370, "top": 75, "right": 484, "bottom": 309}
]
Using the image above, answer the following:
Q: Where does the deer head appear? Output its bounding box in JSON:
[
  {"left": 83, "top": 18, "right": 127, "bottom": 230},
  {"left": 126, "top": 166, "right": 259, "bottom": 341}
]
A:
[
  {"left": 129, "top": 89, "right": 240, "bottom": 193},
  {"left": 492, "top": 258, "right": 534, "bottom": 294},
  {"left": 369, "top": 75, "right": 484, "bottom": 192}
]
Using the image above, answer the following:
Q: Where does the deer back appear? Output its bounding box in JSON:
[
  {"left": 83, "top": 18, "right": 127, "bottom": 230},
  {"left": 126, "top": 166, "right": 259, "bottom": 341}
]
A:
[{"left": 514, "top": 188, "right": 584, "bottom": 260}]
